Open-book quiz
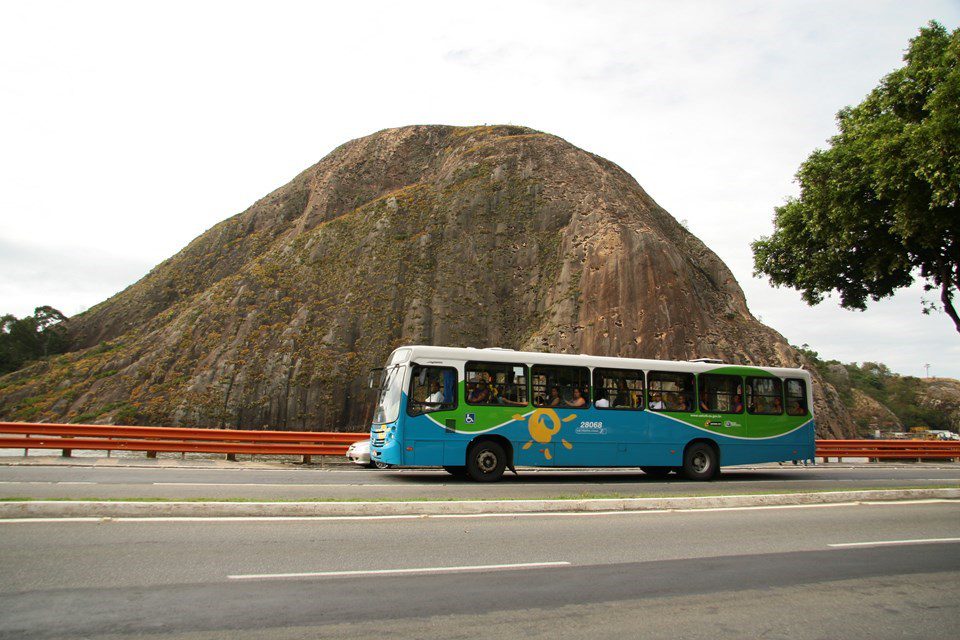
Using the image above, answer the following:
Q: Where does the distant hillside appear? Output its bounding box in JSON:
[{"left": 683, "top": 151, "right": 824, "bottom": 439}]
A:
[
  {"left": 796, "top": 346, "right": 960, "bottom": 435},
  {"left": 0, "top": 125, "right": 857, "bottom": 436}
]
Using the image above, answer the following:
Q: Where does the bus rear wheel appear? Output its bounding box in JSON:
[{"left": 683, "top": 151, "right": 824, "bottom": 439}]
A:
[
  {"left": 682, "top": 442, "right": 719, "bottom": 481},
  {"left": 466, "top": 441, "right": 506, "bottom": 482}
]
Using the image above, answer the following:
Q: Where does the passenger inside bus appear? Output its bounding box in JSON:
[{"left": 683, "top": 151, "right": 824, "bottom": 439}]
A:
[
  {"left": 594, "top": 388, "right": 610, "bottom": 408},
  {"left": 613, "top": 380, "right": 630, "bottom": 407},
  {"left": 649, "top": 393, "right": 665, "bottom": 410},
  {"left": 731, "top": 394, "right": 744, "bottom": 413},
  {"left": 469, "top": 381, "right": 489, "bottom": 404},
  {"left": 546, "top": 387, "right": 562, "bottom": 407},
  {"left": 566, "top": 387, "right": 587, "bottom": 408},
  {"left": 788, "top": 399, "right": 806, "bottom": 415}
]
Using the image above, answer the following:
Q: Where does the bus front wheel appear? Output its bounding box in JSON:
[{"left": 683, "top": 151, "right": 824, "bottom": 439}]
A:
[
  {"left": 682, "top": 442, "right": 719, "bottom": 481},
  {"left": 466, "top": 441, "right": 506, "bottom": 482}
]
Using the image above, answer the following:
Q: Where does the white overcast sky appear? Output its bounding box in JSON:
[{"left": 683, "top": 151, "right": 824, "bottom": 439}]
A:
[{"left": 2, "top": 0, "right": 959, "bottom": 378}]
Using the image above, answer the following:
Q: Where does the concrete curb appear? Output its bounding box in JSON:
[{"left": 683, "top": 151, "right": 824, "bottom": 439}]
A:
[{"left": 2, "top": 488, "right": 958, "bottom": 519}]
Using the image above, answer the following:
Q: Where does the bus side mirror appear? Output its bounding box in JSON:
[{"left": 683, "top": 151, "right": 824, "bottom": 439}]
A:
[{"left": 368, "top": 368, "right": 384, "bottom": 389}]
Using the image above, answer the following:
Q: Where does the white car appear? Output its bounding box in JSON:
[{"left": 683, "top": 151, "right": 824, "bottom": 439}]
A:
[{"left": 346, "top": 439, "right": 389, "bottom": 469}]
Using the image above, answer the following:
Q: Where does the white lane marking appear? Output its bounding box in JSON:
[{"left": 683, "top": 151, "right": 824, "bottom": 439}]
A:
[
  {"left": 1, "top": 499, "right": 956, "bottom": 525},
  {"left": 829, "top": 537, "right": 960, "bottom": 548},
  {"left": 228, "top": 561, "right": 571, "bottom": 580},
  {"left": 58, "top": 482, "right": 96, "bottom": 485}
]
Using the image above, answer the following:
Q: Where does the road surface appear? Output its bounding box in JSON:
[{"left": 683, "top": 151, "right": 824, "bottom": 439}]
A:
[
  {"left": 1, "top": 499, "right": 958, "bottom": 638},
  {"left": 1, "top": 460, "right": 959, "bottom": 500}
]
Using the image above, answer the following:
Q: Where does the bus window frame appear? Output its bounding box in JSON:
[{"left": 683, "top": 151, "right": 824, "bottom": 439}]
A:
[
  {"left": 784, "top": 378, "right": 809, "bottom": 416},
  {"left": 746, "top": 376, "right": 784, "bottom": 416},
  {"left": 464, "top": 361, "right": 530, "bottom": 407},
  {"left": 592, "top": 367, "right": 644, "bottom": 410},
  {"left": 531, "top": 364, "right": 591, "bottom": 408},
  {"left": 647, "top": 370, "right": 695, "bottom": 412},
  {"left": 698, "top": 373, "right": 744, "bottom": 415},
  {"left": 406, "top": 363, "right": 459, "bottom": 417}
]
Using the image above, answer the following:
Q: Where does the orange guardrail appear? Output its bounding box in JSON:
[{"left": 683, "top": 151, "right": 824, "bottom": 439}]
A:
[
  {"left": 816, "top": 439, "right": 960, "bottom": 462},
  {"left": 1, "top": 424, "right": 957, "bottom": 464},
  {"left": 0, "top": 422, "right": 369, "bottom": 461}
]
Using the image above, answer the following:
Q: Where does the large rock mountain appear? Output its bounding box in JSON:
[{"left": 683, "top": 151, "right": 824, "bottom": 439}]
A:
[{"left": 0, "top": 125, "right": 856, "bottom": 437}]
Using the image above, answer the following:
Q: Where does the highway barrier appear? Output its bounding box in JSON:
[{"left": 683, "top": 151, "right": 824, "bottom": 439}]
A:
[
  {"left": 0, "top": 422, "right": 366, "bottom": 463},
  {"left": 1, "top": 423, "right": 958, "bottom": 463},
  {"left": 816, "top": 439, "right": 960, "bottom": 463}
]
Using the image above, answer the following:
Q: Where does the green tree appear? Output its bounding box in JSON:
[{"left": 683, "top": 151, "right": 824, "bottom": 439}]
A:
[
  {"left": 0, "top": 306, "right": 69, "bottom": 374},
  {"left": 753, "top": 22, "right": 960, "bottom": 333}
]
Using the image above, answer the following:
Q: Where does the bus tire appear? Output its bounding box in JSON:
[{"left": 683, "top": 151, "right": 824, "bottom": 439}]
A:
[
  {"left": 443, "top": 465, "right": 467, "bottom": 477},
  {"left": 682, "top": 442, "right": 719, "bottom": 481},
  {"left": 466, "top": 440, "right": 506, "bottom": 482},
  {"left": 640, "top": 466, "right": 673, "bottom": 478}
]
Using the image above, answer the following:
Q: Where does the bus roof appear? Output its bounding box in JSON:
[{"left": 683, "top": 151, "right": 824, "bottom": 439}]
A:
[{"left": 390, "top": 345, "right": 811, "bottom": 380}]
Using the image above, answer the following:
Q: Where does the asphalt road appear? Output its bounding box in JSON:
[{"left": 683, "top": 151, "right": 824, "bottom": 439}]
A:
[
  {"left": 1, "top": 459, "right": 959, "bottom": 500},
  {"left": 0, "top": 500, "right": 958, "bottom": 639}
]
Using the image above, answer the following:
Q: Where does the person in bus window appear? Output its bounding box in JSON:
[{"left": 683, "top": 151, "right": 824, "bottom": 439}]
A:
[
  {"left": 649, "top": 392, "right": 665, "bottom": 410},
  {"left": 699, "top": 389, "right": 710, "bottom": 413},
  {"left": 547, "top": 386, "right": 562, "bottom": 407},
  {"left": 472, "top": 379, "right": 491, "bottom": 404},
  {"left": 481, "top": 371, "right": 501, "bottom": 404},
  {"left": 425, "top": 381, "right": 443, "bottom": 410},
  {"left": 595, "top": 388, "right": 610, "bottom": 408},
  {"left": 788, "top": 399, "right": 805, "bottom": 415},
  {"left": 731, "top": 394, "right": 744, "bottom": 413},
  {"left": 676, "top": 394, "right": 691, "bottom": 412},
  {"left": 566, "top": 387, "right": 587, "bottom": 408},
  {"left": 613, "top": 379, "right": 629, "bottom": 407},
  {"left": 772, "top": 396, "right": 783, "bottom": 414}
]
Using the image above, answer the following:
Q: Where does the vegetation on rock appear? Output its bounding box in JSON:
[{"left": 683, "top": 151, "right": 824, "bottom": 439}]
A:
[{"left": 795, "top": 345, "right": 960, "bottom": 435}]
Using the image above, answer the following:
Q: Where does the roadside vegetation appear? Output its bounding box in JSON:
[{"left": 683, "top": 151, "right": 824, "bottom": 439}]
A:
[
  {"left": 0, "top": 306, "right": 69, "bottom": 375},
  {"left": 796, "top": 345, "right": 960, "bottom": 435}
]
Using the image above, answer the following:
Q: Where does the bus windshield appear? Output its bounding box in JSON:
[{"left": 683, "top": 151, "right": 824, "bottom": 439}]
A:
[{"left": 373, "top": 364, "right": 405, "bottom": 424}]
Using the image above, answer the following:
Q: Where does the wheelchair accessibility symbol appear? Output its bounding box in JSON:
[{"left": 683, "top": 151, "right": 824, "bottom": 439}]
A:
[{"left": 465, "top": 413, "right": 476, "bottom": 425}]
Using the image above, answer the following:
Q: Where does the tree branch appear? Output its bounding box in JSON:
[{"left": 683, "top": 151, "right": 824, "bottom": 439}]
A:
[{"left": 941, "top": 270, "right": 960, "bottom": 335}]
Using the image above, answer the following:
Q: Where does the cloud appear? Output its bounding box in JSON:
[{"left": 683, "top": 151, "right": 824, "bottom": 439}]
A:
[{"left": 0, "top": 238, "right": 153, "bottom": 318}]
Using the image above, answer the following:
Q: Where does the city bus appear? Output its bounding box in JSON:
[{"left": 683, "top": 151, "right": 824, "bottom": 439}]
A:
[{"left": 368, "top": 345, "right": 815, "bottom": 482}]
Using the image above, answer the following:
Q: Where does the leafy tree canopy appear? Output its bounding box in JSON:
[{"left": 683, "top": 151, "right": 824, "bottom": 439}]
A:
[
  {"left": 753, "top": 21, "right": 960, "bottom": 333},
  {"left": 0, "top": 306, "right": 69, "bottom": 375}
]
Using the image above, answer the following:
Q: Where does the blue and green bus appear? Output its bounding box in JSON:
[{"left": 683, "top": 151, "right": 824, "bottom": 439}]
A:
[{"left": 369, "top": 345, "right": 814, "bottom": 481}]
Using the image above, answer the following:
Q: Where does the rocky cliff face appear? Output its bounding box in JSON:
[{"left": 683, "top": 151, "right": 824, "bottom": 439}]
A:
[{"left": 0, "top": 125, "right": 856, "bottom": 436}]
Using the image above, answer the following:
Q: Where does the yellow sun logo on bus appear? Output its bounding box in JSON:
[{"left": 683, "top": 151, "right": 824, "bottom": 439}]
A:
[{"left": 515, "top": 408, "right": 575, "bottom": 461}]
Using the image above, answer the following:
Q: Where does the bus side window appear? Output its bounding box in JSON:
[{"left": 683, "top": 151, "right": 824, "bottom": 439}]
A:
[
  {"left": 531, "top": 365, "right": 590, "bottom": 408},
  {"left": 407, "top": 364, "right": 458, "bottom": 416},
  {"left": 698, "top": 373, "right": 744, "bottom": 414},
  {"left": 647, "top": 371, "right": 694, "bottom": 412},
  {"left": 785, "top": 379, "right": 808, "bottom": 416},
  {"left": 746, "top": 377, "right": 783, "bottom": 415},
  {"left": 593, "top": 368, "right": 644, "bottom": 410},
  {"left": 465, "top": 362, "right": 529, "bottom": 407}
]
